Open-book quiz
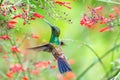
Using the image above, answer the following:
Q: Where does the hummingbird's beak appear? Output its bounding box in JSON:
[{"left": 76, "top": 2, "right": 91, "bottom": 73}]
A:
[{"left": 43, "top": 19, "right": 53, "bottom": 27}]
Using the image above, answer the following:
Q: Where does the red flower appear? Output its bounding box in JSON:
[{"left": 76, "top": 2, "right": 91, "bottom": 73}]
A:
[
  {"left": 11, "top": 46, "right": 20, "bottom": 53},
  {"left": 2, "top": 55, "right": 8, "bottom": 59},
  {"left": 31, "top": 70, "right": 39, "bottom": 75},
  {"left": 32, "top": 35, "right": 40, "bottom": 39},
  {"left": 54, "top": 0, "right": 70, "bottom": 5},
  {"left": 80, "top": 15, "right": 95, "bottom": 28},
  {"left": 114, "top": 6, "right": 120, "bottom": 14},
  {"left": 12, "top": 6, "right": 17, "bottom": 10},
  {"left": 54, "top": 0, "right": 71, "bottom": 9},
  {"left": 68, "top": 59, "right": 75, "bottom": 65},
  {"left": 34, "top": 61, "right": 49, "bottom": 68},
  {"left": 73, "top": 0, "right": 77, "bottom": 2},
  {"left": 3, "top": 11, "right": 6, "bottom": 16},
  {"left": 33, "top": 13, "right": 44, "bottom": 19},
  {"left": 99, "top": 16, "right": 108, "bottom": 24},
  {"left": 12, "top": 14, "right": 22, "bottom": 19},
  {"left": 30, "top": 17, "right": 36, "bottom": 20},
  {"left": 50, "top": 65, "right": 57, "bottom": 69},
  {"left": 57, "top": 72, "right": 76, "bottom": 80},
  {"left": 22, "top": 76, "right": 28, "bottom": 80},
  {"left": 8, "top": 20, "right": 17, "bottom": 24},
  {"left": 0, "top": 35, "right": 10, "bottom": 40},
  {"left": 94, "top": 6, "right": 103, "bottom": 11},
  {"left": 47, "top": 60, "right": 51, "bottom": 64},
  {"left": 109, "top": 14, "right": 115, "bottom": 20},
  {"left": 65, "top": 72, "right": 76, "bottom": 79},
  {"left": 8, "top": 20, "right": 17, "bottom": 29},
  {"left": 6, "top": 71, "right": 14, "bottom": 79},
  {"left": 10, "top": 64, "right": 23, "bottom": 72},
  {"left": 99, "top": 27, "right": 111, "bottom": 32}
]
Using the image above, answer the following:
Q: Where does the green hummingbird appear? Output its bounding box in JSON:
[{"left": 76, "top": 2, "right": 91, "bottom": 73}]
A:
[{"left": 28, "top": 20, "right": 72, "bottom": 74}]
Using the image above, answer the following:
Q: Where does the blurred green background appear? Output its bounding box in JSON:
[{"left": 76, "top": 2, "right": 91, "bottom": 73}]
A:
[{"left": 1, "top": 0, "right": 120, "bottom": 80}]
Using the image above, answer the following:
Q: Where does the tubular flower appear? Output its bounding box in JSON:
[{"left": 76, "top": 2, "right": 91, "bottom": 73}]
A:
[
  {"left": 0, "top": 35, "right": 10, "bottom": 40},
  {"left": 57, "top": 72, "right": 76, "bottom": 80},
  {"left": 99, "top": 27, "right": 111, "bottom": 32},
  {"left": 22, "top": 76, "right": 28, "bottom": 80},
  {"left": 12, "top": 6, "right": 17, "bottom": 10},
  {"left": 33, "top": 13, "right": 44, "bottom": 19},
  {"left": 94, "top": 6, "right": 103, "bottom": 11},
  {"left": 6, "top": 71, "right": 14, "bottom": 79},
  {"left": 32, "top": 35, "right": 40, "bottom": 39},
  {"left": 7, "top": 20, "right": 17, "bottom": 29},
  {"left": 10, "top": 64, "right": 23, "bottom": 72},
  {"left": 12, "top": 14, "right": 22, "bottom": 19},
  {"left": 31, "top": 70, "right": 40, "bottom": 75},
  {"left": 114, "top": 6, "right": 120, "bottom": 14},
  {"left": 34, "top": 61, "right": 50, "bottom": 69},
  {"left": 11, "top": 46, "right": 21, "bottom": 53},
  {"left": 50, "top": 65, "right": 57, "bottom": 69},
  {"left": 54, "top": 0, "right": 71, "bottom": 9}
]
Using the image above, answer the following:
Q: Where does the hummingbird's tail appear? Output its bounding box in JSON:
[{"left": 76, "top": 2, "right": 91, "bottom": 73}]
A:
[{"left": 57, "top": 58, "right": 72, "bottom": 74}]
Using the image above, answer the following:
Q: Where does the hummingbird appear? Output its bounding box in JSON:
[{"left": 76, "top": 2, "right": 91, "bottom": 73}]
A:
[{"left": 28, "top": 19, "right": 72, "bottom": 74}]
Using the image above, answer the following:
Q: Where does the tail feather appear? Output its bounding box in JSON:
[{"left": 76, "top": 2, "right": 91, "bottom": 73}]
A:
[{"left": 58, "top": 58, "right": 72, "bottom": 74}]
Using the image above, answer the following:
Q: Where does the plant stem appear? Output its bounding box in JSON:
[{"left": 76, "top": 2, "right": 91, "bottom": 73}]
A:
[
  {"left": 0, "top": 0, "right": 4, "bottom": 6},
  {"left": 76, "top": 44, "right": 120, "bottom": 80},
  {"left": 0, "top": 71, "right": 8, "bottom": 79},
  {"left": 111, "top": 31, "right": 120, "bottom": 61},
  {"left": 84, "top": 44, "right": 108, "bottom": 76},
  {"left": 15, "top": 52, "right": 26, "bottom": 76},
  {"left": 98, "top": 0, "right": 120, "bottom": 5}
]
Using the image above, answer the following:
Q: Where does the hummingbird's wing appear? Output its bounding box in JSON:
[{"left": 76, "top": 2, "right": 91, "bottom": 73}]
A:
[{"left": 27, "top": 43, "right": 52, "bottom": 52}]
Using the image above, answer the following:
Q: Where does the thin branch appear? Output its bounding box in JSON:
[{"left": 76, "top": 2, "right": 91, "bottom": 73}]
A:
[
  {"left": 0, "top": 0, "right": 4, "bottom": 6},
  {"left": 84, "top": 43, "right": 108, "bottom": 77},
  {"left": 98, "top": 0, "right": 120, "bottom": 5},
  {"left": 76, "top": 44, "right": 120, "bottom": 80}
]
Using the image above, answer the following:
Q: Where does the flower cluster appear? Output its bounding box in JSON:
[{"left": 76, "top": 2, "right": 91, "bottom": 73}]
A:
[
  {"left": 6, "top": 64, "right": 23, "bottom": 79},
  {"left": 80, "top": 6, "right": 120, "bottom": 32},
  {"left": 0, "top": 0, "right": 44, "bottom": 29}
]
